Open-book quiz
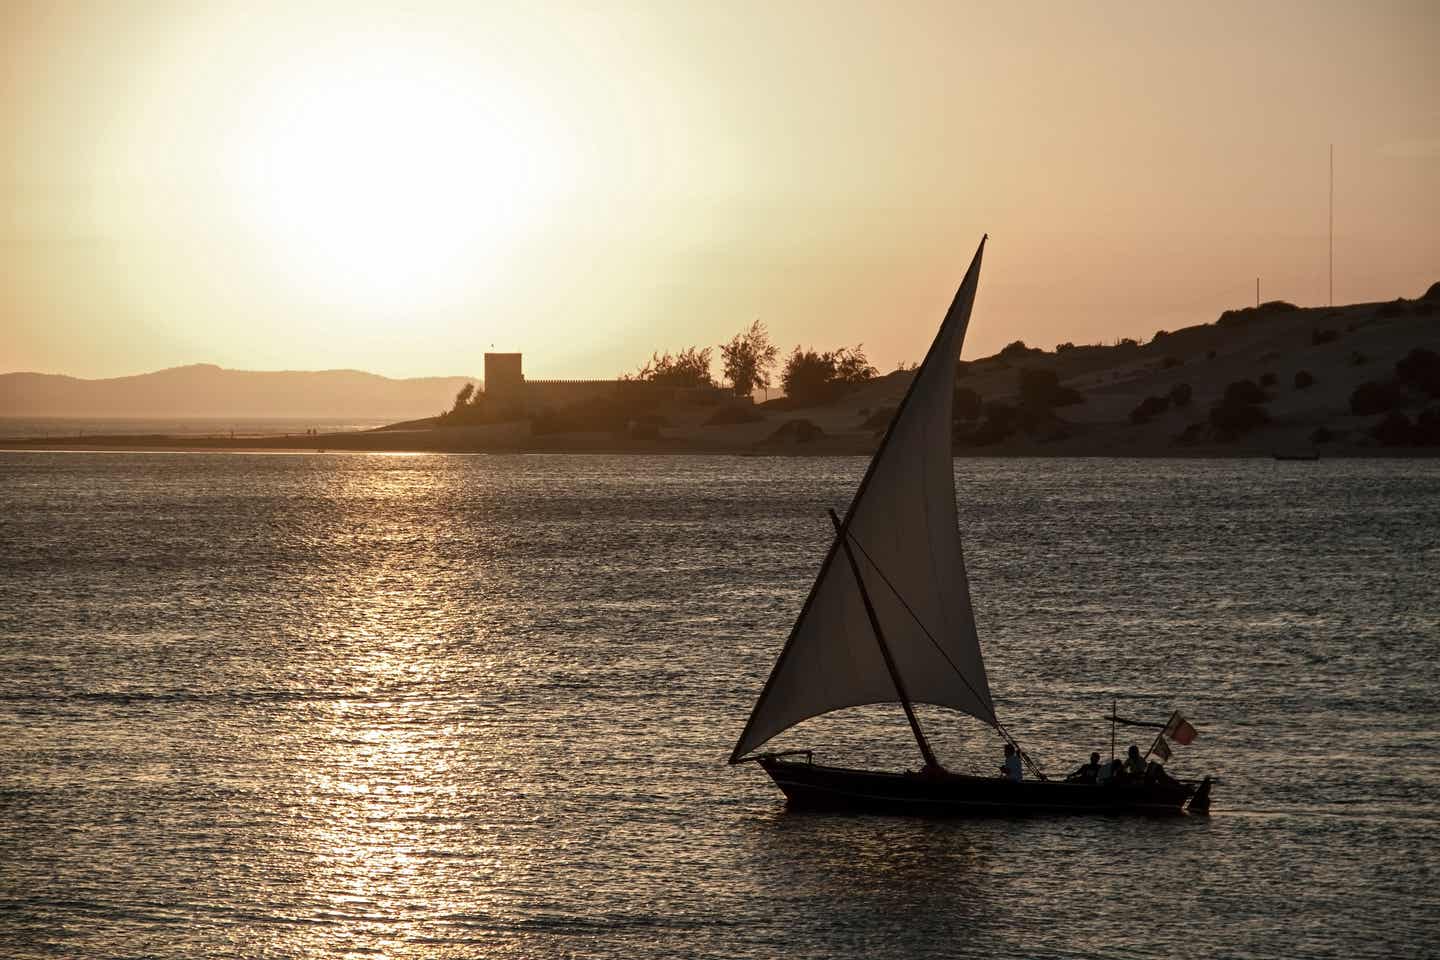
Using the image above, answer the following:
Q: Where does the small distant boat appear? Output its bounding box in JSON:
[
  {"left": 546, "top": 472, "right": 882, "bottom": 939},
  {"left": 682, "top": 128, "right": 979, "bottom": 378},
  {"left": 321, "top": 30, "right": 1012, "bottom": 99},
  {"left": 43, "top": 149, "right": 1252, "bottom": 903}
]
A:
[{"left": 729, "top": 237, "right": 1213, "bottom": 816}]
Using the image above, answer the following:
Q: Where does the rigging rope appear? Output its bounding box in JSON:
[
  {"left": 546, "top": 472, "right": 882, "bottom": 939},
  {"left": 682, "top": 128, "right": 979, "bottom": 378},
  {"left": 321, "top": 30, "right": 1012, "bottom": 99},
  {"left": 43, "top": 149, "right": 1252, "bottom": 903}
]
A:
[{"left": 843, "top": 528, "right": 1049, "bottom": 781}]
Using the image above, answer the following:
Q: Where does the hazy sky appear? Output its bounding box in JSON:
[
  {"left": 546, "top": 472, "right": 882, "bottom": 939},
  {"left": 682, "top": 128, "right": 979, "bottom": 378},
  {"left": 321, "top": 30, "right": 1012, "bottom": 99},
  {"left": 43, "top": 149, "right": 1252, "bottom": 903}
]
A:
[{"left": 4, "top": 1, "right": 1438, "bottom": 380}]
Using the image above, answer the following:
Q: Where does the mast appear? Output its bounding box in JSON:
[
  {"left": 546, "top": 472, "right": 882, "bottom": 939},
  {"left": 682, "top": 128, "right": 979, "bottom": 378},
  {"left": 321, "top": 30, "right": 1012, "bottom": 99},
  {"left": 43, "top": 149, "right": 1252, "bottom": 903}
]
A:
[{"left": 828, "top": 508, "right": 940, "bottom": 771}]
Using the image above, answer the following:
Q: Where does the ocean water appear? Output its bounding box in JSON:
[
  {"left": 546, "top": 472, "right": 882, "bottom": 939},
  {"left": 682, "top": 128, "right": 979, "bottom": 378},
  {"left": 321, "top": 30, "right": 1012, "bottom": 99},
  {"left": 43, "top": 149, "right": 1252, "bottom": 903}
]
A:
[{"left": 1, "top": 453, "right": 1437, "bottom": 959}]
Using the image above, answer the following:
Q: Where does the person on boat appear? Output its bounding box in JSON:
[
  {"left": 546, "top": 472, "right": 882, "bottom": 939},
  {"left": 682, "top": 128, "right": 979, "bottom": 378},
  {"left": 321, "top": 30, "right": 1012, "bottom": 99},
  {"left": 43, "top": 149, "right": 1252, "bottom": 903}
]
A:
[
  {"left": 1067, "top": 752, "right": 1102, "bottom": 783},
  {"left": 1125, "top": 745, "right": 1147, "bottom": 778},
  {"left": 999, "top": 743, "right": 1023, "bottom": 782},
  {"left": 1097, "top": 758, "right": 1122, "bottom": 785},
  {"left": 1145, "top": 760, "right": 1182, "bottom": 789}
]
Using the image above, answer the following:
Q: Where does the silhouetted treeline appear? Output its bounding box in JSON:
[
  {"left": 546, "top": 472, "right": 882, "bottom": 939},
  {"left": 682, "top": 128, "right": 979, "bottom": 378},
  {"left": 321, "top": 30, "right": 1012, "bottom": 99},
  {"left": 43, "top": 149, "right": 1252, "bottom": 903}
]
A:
[{"left": 623, "top": 322, "right": 877, "bottom": 405}]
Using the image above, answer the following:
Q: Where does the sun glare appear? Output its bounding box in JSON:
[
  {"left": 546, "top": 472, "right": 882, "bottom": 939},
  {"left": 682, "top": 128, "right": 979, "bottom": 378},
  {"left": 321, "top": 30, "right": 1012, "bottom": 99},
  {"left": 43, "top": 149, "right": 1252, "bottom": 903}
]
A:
[{"left": 223, "top": 44, "right": 564, "bottom": 310}]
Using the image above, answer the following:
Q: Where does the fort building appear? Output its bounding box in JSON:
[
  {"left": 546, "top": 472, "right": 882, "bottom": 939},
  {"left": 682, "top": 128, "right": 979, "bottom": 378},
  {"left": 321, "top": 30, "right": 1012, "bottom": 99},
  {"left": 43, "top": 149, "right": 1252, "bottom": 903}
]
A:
[{"left": 483, "top": 352, "right": 732, "bottom": 412}]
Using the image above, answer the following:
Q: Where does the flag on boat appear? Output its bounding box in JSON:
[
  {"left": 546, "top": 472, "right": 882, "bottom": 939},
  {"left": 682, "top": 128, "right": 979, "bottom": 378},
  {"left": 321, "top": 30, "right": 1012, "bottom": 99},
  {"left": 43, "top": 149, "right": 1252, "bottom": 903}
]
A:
[
  {"left": 1164, "top": 712, "right": 1198, "bottom": 745},
  {"left": 1151, "top": 736, "right": 1172, "bottom": 761}
]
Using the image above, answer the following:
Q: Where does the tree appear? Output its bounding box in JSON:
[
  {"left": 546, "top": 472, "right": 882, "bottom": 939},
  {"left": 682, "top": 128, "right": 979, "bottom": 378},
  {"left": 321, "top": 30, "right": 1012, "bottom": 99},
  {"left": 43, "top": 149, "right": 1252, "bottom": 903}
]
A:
[
  {"left": 719, "top": 320, "right": 779, "bottom": 398},
  {"left": 832, "top": 345, "right": 877, "bottom": 384},
  {"left": 438, "top": 382, "right": 489, "bottom": 426},
  {"left": 781, "top": 348, "right": 837, "bottom": 406},
  {"left": 451, "top": 382, "right": 475, "bottom": 412},
  {"left": 779, "top": 344, "right": 877, "bottom": 406},
  {"left": 626, "top": 347, "right": 715, "bottom": 388}
]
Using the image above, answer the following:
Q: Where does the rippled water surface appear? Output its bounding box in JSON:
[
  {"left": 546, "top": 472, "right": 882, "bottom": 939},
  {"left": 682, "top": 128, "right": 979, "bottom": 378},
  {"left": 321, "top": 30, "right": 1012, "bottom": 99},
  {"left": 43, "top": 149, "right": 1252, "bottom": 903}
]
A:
[{"left": 2, "top": 453, "right": 1438, "bottom": 959}]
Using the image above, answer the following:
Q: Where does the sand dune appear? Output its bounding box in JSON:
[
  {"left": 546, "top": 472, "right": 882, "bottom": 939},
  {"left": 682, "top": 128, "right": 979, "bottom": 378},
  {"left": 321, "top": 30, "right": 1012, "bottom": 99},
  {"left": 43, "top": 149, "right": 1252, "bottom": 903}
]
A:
[{"left": 6, "top": 287, "right": 1437, "bottom": 456}]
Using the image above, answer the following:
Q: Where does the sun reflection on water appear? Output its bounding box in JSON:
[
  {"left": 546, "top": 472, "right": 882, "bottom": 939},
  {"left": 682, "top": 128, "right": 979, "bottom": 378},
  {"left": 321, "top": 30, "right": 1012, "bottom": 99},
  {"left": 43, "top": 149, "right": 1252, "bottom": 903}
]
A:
[{"left": 6, "top": 454, "right": 1440, "bottom": 958}]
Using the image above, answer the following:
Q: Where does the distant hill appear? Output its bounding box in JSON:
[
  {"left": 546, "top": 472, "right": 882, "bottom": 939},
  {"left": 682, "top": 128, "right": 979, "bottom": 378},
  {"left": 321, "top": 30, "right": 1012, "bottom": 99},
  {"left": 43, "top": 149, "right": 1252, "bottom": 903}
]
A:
[{"left": 0, "top": 364, "right": 479, "bottom": 419}]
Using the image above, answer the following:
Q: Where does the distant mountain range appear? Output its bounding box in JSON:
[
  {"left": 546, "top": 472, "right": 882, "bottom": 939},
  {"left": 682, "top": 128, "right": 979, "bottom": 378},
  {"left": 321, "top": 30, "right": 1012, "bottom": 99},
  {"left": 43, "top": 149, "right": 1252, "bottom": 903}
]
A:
[{"left": 0, "top": 364, "right": 479, "bottom": 419}]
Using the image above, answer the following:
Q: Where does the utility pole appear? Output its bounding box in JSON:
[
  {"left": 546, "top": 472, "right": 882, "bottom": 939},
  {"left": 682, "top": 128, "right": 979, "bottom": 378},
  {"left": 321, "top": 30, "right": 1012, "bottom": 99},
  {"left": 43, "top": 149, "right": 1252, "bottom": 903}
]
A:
[{"left": 1256, "top": 277, "right": 1260, "bottom": 308}]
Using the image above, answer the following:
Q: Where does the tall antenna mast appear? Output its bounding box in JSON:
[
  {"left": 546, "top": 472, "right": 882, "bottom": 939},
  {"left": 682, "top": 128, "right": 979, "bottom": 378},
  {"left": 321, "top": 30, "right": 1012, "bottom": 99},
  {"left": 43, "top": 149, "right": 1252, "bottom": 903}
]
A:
[{"left": 1329, "top": 144, "right": 1334, "bottom": 307}]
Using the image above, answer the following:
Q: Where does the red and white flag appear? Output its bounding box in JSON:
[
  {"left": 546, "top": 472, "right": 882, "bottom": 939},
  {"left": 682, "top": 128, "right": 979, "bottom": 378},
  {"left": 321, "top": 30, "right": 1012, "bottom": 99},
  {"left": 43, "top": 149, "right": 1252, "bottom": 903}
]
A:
[
  {"left": 1151, "top": 736, "right": 1172, "bottom": 761},
  {"left": 1164, "top": 712, "right": 1198, "bottom": 745}
]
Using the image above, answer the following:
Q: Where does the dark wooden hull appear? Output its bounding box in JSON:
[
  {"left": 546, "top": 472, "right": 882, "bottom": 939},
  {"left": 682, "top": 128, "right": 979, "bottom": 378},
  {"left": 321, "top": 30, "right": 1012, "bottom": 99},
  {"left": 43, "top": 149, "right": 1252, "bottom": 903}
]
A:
[{"left": 759, "top": 756, "right": 1203, "bottom": 816}]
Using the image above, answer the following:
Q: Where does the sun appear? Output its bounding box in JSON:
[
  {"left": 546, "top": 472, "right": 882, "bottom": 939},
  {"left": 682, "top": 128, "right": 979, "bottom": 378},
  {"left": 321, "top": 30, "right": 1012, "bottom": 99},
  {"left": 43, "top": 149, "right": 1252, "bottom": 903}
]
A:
[{"left": 222, "top": 42, "right": 564, "bottom": 311}]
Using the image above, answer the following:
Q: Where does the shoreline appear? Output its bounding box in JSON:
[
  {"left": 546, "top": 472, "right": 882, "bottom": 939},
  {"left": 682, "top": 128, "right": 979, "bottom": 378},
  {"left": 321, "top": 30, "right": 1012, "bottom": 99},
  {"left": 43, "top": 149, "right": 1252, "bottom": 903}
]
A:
[{"left": 2, "top": 432, "right": 1435, "bottom": 458}]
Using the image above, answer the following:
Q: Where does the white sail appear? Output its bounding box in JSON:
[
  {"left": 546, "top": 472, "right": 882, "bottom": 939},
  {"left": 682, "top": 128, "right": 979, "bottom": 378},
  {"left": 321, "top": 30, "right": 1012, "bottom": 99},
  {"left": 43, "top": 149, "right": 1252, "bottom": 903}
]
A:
[{"left": 731, "top": 237, "right": 995, "bottom": 762}]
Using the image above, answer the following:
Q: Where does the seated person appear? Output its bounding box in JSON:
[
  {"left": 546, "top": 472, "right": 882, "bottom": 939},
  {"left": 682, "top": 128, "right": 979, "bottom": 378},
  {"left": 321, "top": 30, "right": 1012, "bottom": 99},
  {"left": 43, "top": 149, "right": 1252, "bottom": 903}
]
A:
[
  {"left": 1124, "top": 744, "right": 1148, "bottom": 778},
  {"left": 998, "top": 743, "right": 1023, "bottom": 782},
  {"left": 1066, "top": 752, "right": 1103, "bottom": 783},
  {"left": 1145, "top": 760, "right": 1181, "bottom": 788},
  {"left": 1097, "top": 758, "right": 1122, "bottom": 785}
]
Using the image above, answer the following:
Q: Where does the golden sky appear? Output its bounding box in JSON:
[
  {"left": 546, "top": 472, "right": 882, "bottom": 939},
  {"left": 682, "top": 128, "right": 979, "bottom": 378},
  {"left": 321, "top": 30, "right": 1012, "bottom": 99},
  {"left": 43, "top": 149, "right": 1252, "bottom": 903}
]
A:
[{"left": 4, "top": 1, "right": 1438, "bottom": 380}]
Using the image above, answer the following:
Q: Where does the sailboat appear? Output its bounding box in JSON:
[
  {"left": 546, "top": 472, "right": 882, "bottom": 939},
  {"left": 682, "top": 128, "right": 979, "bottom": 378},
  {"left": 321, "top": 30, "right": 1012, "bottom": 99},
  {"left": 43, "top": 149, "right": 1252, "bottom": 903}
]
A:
[{"left": 729, "top": 236, "right": 1213, "bottom": 816}]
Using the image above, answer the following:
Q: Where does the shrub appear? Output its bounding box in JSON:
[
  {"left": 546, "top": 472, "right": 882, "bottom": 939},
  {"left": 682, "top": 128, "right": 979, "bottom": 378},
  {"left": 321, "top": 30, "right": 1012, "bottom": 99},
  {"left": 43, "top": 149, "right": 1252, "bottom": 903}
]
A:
[
  {"left": 1208, "top": 378, "right": 1270, "bottom": 438},
  {"left": 958, "top": 403, "right": 1020, "bottom": 446},
  {"left": 1018, "top": 368, "right": 1085, "bottom": 408},
  {"left": 1217, "top": 301, "right": 1299, "bottom": 328},
  {"left": 1350, "top": 380, "right": 1405, "bottom": 415},
  {"left": 999, "top": 340, "right": 1041, "bottom": 360},
  {"left": 1396, "top": 348, "right": 1440, "bottom": 397},
  {"left": 1260, "top": 372, "right": 1277, "bottom": 387},
  {"left": 1209, "top": 401, "right": 1269, "bottom": 436},
  {"left": 1018, "top": 368, "right": 1059, "bottom": 405},
  {"left": 1056, "top": 342, "right": 1076, "bottom": 353},
  {"left": 1224, "top": 379, "right": 1267, "bottom": 405},
  {"left": 1377, "top": 299, "right": 1409, "bottom": 319},
  {"left": 767, "top": 419, "right": 823, "bottom": 444},
  {"left": 1169, "top": 382, "right": 1193, "bottom": 407},
  {"left": 1130, "top": 395, "right": 1171, "bottom": 424},
  {"left": 1417, "top": 407, "right": 1440, "bottom": 445},
  {"left": 1294, "top": 370, "right": 1316, "bottom": 390},
  {"left": 1371, "top": 411, "right": 1414, "bottom": 445}
]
